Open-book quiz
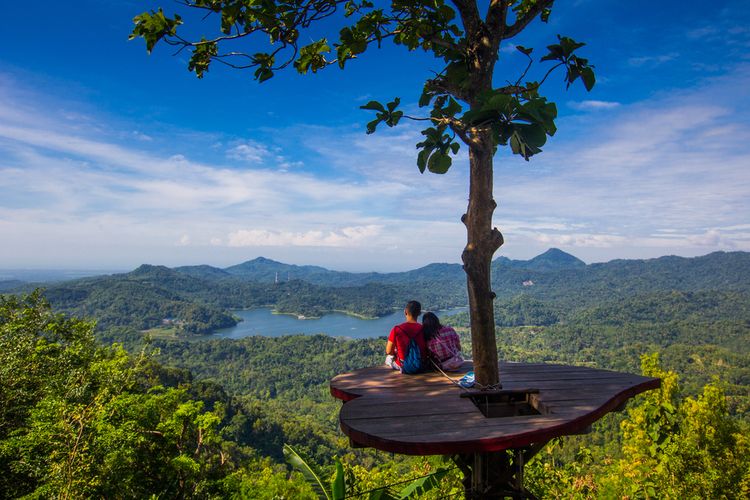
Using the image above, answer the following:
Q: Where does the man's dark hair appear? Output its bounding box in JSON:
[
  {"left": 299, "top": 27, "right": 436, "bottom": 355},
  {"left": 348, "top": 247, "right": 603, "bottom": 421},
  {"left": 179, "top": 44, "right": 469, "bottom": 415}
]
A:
[{"left": 405, "top": 300, "right": 421, "bottom": 318}]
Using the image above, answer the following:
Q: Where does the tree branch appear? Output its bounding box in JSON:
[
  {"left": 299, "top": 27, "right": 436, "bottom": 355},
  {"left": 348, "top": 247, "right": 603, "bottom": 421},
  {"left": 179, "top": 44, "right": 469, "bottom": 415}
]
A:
[
  {"left": 448, "top": 119, "right": 472, "bottom": 145},
  {"left": 485, "top": 0, "right": 509, "bottom": 37},
  {"left": 450, "top": 0, "right": 482, "bottom": 34},
  {"left": 503, "top": 0, "right": 554, "bottom": 40},
  {"left": 496, "top": 61, "right": 564, "bottom": 95}
]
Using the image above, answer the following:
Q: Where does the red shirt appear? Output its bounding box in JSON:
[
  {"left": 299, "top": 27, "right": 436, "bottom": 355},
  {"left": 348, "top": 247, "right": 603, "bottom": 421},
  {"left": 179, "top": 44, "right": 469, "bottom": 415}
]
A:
[{"left": 388, "top": 322, "right": 426, "bottom": 367}]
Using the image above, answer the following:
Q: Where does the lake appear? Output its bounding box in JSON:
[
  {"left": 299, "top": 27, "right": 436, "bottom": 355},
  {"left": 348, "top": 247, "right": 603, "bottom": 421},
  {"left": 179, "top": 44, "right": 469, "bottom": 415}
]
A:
[{"left": 208, "top": 307, "right": 467, "bottom": 340}]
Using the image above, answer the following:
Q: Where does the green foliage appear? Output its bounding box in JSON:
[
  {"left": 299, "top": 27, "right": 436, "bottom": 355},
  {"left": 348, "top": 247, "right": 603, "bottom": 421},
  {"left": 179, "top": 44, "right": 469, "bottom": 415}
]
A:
[
  {"left": 361, "top": 98, "right": 403, "bottom": 134},
  {"left": 284, "top": 444, "right": 331, "bottom": 500},
  {"left": 219, "top": 458, "right": 317, "bottom": 499},
  {"left": 27, "top": 250, "right": 750, "bottom": 340},
  {"left": 415, "top": 124, "right": 457, "bottom": 174},
  {"left": 526, "top": 354, "right": 750, "bottom": 499},
  {"left": 0, "top": 293, "right": 310, "bottom": 498},
  {"left": 6, "top": 248, "right": 750, "bottom": 498},
  {"left": 285, "top": 445, "right": 455, "bottom": 500},
  {"left": 130, "top": 9, "right": 182, "bottom": 53}
]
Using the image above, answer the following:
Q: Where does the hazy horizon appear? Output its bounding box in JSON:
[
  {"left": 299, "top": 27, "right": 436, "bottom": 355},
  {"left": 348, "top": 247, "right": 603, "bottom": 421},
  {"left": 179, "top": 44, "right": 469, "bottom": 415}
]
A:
[{"left": 1, "top": 248, "right": 743, "bottom": 280}]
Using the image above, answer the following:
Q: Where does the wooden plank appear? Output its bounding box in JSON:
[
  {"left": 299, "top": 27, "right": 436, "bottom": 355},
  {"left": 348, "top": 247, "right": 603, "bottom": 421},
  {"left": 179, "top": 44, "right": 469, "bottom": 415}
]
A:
[
  {"left": 375, "top": 418, "right": 572, "bottom": 441},
  {"left": 352, "top": 414, "right": 570, "bottom": 437},
  {"left": 344, "top": 401, "right": 478, "bottom": 419},
  {"left": 331, "top": 362, "right": 660, "bottom": 455}
]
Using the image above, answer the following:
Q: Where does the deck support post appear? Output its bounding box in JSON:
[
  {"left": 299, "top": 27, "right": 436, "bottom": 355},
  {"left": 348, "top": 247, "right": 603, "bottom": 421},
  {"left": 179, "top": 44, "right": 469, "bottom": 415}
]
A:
[{"left": 453, "top": 443, "right": 548, "bottom": 499}]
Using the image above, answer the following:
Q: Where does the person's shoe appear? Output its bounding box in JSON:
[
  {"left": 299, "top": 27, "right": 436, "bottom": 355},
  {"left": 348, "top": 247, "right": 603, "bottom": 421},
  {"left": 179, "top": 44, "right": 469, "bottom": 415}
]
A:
[
  {"left": 385, "top": 354, "right": 398, "bottom": 370},
  {"left": 459, "top": 371, "right": 475, "bottom": 388}
]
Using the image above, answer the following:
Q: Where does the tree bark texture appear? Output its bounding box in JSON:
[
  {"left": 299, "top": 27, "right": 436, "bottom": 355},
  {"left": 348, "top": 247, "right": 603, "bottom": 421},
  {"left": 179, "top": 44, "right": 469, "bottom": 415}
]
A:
[{"left": 462, "top": 129, "right": 504, "bottom": 387}]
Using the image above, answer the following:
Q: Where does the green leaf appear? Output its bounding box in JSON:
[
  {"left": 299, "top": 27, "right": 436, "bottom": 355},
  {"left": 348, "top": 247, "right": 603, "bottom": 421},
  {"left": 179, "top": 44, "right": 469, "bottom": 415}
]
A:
[
  {"left": 417, "top": 147, "right": 432, "bottom": 173},
  {"left": 515, "top": 45, "right": 533, "bottom": 56},
  {"left": 462, "top": 108, "right": 497, "bottom": 126},
  {"left": 427, "top": 152, "right": 451, "bottom": 174},
  {"left": 444, "top": 97, "right": 462, "bottom": 117},
  {"left": 418, "top": 86, "right": 434, "bottom": 107},
  {"left": 510, "top": 132, "right": 523, "bottom": 156},
  {"left": 360, "top": 101, "right": 385, "bottom": 112},
  {"left": 188, "top": 40, "right": 218, "bottom": 79},
  {"left": 540, "top": 43, "right": 563, "bottom": 62},
  {"left": 365, "top": 118, "right": 381, "bottom": 134},
  {"left": 387, "top": 110, "right": 403, "bottom": 127},
  {"left": 581, "top": 66, "right": 596, "bottom": 91},
  {"left": 484, "top": 92, "right": 513, "bottom": 113},
  {"left": 130, "top": 9, "right": 183, "bottom": 54},
  {"left": 368, "top": 490, "right": 396, "bottom": 500},
  {"left": 283, "top": 444, "right": 330, "bottom": 500},
  {"left": 295, "top": 39, "right": 331, "bottom": 74},
  {"left": 398, "top": 468, "right": 450, "bottom": 498},
  {"left": 332, "top": 460, "right": 345, "bottom": 500},
  {"left": 518, "top": 123, "right": 547, "bottom": 148},
  {"left": 254, "top": 67, "right": 274, "bottom": 83},
  {"left": 559, "top": 36, "right": 586, "bottom": 57}
]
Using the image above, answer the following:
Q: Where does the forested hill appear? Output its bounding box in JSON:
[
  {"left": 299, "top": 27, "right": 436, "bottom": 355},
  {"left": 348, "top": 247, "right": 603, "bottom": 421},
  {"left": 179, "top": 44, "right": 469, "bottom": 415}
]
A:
[
  {"left": 490, "top": 250, "right": 750, "bottom": 307},
  {"left": 6, "top": 250, "right": 750, "bottom": 336},
  {"left": 195, "top": 247, "right": 585, "bottom": 286}
]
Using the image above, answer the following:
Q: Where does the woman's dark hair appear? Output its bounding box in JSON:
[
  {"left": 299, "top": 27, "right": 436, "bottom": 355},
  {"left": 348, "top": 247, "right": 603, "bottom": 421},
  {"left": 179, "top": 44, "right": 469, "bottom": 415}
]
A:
[
  {"left": 405, "top": 300, "right": 421, "bottom": 318},
  {"left": 422, "top": 312, "right": 442, "bottom": 341}
]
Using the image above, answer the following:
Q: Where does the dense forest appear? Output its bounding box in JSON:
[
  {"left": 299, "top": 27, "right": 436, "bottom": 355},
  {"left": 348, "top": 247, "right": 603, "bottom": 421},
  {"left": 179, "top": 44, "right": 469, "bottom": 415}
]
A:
[
  {"left": 8, "top": 248, "right": 749, "bottom": 336},
  {"left": 2, "top": 250, "right": 749, "bottom": 497}
]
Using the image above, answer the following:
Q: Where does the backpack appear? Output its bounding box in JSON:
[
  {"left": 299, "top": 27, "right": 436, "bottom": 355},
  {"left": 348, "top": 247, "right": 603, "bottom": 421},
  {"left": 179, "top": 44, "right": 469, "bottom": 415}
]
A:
[{"left": 397, "top": 328, "right": 423, "bottom": 374}]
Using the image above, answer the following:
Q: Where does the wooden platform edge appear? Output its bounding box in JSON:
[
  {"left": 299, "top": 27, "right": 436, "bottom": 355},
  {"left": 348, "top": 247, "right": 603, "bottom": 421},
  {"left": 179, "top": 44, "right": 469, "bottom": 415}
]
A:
[
  {"left": 333, "top": 376, "right": 661, "bottom": 455},
  {"left": 330, "top": 383, "right": 359, "bottom": 402}
]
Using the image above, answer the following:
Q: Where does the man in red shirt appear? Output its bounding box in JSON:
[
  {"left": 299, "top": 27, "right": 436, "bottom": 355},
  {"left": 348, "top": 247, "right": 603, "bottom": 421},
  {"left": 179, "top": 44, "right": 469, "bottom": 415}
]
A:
[{"left": 385, "top": 300, "right": 426, "bottom": 372}]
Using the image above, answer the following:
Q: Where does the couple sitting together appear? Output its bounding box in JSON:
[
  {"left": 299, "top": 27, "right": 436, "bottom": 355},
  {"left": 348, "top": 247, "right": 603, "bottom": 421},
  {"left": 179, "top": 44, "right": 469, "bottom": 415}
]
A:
[{"left": 384, "top": 300, "right": 464, "bottom": 374}]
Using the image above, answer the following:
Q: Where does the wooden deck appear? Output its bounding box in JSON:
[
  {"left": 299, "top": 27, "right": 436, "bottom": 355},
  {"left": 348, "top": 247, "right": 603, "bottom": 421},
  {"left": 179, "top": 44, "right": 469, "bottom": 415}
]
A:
[{"left": 330, "top": 362, "right": 660, "bottom": 455}]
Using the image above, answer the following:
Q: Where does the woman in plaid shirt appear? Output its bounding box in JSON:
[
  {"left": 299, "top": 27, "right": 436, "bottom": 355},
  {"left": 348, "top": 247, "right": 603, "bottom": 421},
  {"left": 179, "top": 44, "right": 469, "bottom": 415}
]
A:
[{"left": 422, "top": 312, "right": 464, "bottom": 371}]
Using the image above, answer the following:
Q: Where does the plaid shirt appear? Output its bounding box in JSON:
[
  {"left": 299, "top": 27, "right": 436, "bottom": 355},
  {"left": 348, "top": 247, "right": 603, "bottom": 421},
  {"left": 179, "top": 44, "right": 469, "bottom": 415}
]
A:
[{"left": 427, "top": 326, "right": 461, "bottom": 363}]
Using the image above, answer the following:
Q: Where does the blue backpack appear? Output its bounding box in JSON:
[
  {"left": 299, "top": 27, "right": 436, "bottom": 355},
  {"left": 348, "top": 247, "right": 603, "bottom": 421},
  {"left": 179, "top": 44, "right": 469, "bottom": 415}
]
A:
[{"left": 398, "top": 328, "right": 423, "bottom": 374}]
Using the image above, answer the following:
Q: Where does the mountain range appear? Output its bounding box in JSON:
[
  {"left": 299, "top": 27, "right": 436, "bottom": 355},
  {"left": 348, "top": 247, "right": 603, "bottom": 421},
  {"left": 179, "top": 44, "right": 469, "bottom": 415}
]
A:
[
  {"left": 6, "top": 248, "right": 750, "bottom": 335},
  {"left": 173, "top": 248, "right": 586, "bottom": 286}
]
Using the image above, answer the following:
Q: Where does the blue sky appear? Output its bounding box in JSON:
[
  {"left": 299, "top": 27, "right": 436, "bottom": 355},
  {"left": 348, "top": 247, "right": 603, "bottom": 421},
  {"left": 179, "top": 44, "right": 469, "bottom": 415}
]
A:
[{"left": 1, "top": 1, "right": 749, "bottom": 271}]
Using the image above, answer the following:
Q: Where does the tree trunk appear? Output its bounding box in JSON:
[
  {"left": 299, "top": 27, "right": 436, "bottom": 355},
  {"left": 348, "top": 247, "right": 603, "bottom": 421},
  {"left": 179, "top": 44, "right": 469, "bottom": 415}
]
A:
[{"left": 462, "top": 129, "right": 503, "bottom": 387}]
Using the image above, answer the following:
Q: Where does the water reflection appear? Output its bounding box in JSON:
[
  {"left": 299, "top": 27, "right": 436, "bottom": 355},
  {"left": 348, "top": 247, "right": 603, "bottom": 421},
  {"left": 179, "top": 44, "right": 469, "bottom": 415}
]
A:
[{"left": 208, "top": 307, "right": 467, "bottom": 340}]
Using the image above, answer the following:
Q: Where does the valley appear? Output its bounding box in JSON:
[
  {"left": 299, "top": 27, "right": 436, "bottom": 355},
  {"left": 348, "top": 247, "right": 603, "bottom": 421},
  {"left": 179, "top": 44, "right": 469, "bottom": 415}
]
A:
[{"left": 2, "top": 248, "right": 749, "bottom": 498}]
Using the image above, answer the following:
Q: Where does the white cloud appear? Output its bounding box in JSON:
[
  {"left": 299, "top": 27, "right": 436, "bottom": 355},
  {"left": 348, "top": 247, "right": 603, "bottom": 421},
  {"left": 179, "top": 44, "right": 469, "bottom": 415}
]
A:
[
  {"left": 687, "top": 26, "right": 719, "bottom": 39},
  {"left": 533, "top": 232, "right": 627, "bottom": 248},
  {"left": 568, "top": 100, "right": 621, "bottom": 111},
  {"left": 628, "top": 53, "right": 678, "bottom": 67},
  {"left": 132, "top": 130, "right": 153, "bottom": 142},
  {"left": 226, "top": 225, "right": 383, "bottom": 247},
  {"left": 687, "top": 229, "right": 736, "bottom": 248},
  {"left": 226, "top": 140, "right": 270, "bottom": 163},
  {"left": 1, "top": 61, "right": 748, "bottom": 269}
]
